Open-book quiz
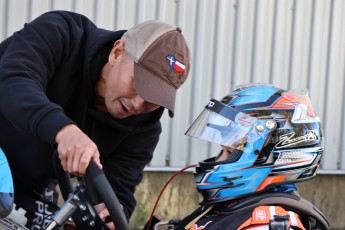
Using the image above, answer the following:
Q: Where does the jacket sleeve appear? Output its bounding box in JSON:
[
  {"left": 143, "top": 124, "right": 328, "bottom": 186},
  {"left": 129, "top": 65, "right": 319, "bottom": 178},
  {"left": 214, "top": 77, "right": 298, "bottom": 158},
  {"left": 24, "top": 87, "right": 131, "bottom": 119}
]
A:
[
  {"left": 101, "top": 122, "right": 162, "bottom": 220},
  {"left": 0, "top": 11, "right": 95, "bottom": 145}
]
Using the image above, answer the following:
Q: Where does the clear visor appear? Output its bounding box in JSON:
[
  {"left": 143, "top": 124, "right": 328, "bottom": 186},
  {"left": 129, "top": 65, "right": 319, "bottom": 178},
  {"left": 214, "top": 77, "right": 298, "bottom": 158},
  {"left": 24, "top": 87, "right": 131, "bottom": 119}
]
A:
[{"left": 185, "top": 99, "right": 257, "bottom": 148}]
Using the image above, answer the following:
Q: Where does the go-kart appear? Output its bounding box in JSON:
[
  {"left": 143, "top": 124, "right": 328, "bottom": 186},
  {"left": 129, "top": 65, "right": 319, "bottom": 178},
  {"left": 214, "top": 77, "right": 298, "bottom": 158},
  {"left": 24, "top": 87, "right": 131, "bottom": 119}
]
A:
[{"left": 0, "top": 148, "right": 129, "bottom": 230}]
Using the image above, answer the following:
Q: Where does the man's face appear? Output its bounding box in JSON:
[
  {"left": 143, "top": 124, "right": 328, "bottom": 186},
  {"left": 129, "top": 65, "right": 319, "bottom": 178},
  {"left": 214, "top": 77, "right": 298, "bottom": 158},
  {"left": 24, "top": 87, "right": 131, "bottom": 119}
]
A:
[{"left": 104, "top": 46, "right": 160, "bottom": 119}]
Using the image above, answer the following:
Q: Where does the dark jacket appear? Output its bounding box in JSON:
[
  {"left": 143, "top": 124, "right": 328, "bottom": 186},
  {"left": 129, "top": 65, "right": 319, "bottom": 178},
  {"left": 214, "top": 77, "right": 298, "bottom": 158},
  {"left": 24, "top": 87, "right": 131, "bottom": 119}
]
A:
[{"left": 0, "top": 10, "right": 163, "bottom": 219}]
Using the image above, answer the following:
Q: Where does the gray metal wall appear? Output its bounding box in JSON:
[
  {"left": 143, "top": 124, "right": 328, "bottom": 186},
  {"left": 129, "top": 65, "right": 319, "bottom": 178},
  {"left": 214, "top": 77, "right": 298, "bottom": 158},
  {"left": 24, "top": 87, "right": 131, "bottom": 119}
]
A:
[{"left": 1, "top": 0, "right": 344, "bottom": 174}]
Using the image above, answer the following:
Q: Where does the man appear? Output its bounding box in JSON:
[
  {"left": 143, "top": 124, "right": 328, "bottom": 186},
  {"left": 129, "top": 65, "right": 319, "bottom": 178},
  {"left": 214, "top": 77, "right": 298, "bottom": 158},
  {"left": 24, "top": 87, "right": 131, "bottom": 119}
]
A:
[{"left": 0, "top": 10, "right": 191, "bottom": 229}]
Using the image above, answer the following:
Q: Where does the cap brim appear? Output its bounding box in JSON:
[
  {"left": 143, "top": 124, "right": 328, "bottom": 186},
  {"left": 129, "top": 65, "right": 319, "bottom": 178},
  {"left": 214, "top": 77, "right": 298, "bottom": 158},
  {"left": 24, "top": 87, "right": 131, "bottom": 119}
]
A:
[{"left": 134, "top": 63, "right": 176, "bottom": 117}]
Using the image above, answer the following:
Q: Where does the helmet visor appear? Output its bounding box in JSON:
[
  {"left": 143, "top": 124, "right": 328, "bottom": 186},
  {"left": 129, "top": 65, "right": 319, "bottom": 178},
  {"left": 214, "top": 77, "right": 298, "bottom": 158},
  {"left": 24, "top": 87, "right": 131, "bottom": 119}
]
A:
[{"left": 186, "top": 99, "right": 256, "bottom": 147}]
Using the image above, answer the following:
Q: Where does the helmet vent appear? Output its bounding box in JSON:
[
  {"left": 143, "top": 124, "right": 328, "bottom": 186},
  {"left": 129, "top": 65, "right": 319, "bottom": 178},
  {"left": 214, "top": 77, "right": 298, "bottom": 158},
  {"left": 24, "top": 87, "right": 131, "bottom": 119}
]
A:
[{"left": 275, "top": 150, "right": 313, "bottom": 164}]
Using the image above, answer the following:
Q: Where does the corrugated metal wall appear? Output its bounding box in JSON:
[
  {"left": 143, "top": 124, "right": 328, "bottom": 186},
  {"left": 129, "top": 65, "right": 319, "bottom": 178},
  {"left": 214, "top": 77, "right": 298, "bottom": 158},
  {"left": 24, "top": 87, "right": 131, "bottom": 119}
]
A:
[{"left": 1, "top": 0, "right": 344, "bottom": 173}]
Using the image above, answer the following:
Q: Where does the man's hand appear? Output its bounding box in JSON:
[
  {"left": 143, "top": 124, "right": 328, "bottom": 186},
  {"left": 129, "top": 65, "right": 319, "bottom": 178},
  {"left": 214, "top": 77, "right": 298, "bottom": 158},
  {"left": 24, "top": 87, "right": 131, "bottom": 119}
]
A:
[
  {"left": 55, "top": 124, "right": 103, "bottom": 176},
  {"left": 94, "top": 203, "right": 118, "bottom": 230}
]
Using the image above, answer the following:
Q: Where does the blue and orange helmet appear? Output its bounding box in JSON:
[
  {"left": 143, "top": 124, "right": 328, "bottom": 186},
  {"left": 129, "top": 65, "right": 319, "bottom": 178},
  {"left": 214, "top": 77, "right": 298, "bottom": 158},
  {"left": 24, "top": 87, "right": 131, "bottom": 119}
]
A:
[{"left": 185, "top": 84, "right": 324, "bottom": 204}]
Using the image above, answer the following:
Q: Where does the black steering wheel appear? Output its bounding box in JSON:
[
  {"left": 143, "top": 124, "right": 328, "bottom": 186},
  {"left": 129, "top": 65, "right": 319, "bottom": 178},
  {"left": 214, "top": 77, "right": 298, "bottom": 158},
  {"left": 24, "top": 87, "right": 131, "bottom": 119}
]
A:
[{"left": 53, "top": 151, "right": 129, "bottom": 230}]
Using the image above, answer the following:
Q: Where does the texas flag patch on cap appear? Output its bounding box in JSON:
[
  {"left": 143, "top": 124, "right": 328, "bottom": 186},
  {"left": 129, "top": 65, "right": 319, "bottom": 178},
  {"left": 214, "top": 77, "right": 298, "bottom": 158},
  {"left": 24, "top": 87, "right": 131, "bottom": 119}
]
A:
[{"left": 166, "top": 55, "right": 186, "bottom": 76}]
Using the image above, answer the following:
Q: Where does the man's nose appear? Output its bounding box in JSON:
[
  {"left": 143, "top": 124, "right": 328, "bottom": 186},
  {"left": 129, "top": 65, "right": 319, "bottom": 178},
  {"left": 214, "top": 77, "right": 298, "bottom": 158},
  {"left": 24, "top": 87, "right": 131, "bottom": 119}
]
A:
[{"left": 131, "top": 96, "right": 146, "bottom": 113}]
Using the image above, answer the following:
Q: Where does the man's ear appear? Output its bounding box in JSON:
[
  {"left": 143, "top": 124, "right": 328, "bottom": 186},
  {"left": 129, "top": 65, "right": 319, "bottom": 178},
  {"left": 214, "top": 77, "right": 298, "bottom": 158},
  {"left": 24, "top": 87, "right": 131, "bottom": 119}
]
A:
[{"left": 109, "top": 40, "right": 125, "bottom": 64}]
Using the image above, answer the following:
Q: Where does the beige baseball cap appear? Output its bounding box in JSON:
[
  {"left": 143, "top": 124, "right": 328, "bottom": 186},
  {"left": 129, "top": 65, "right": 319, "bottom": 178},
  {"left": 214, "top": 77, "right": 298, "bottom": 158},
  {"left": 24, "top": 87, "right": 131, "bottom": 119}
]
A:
[{"left": 122, "top": 20, "right": 191, "bottom": 117}]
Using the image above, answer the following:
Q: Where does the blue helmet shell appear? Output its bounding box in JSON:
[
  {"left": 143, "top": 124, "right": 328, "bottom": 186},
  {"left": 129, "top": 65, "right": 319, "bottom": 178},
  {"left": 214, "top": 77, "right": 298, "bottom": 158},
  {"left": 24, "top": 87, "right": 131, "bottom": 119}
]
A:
[{"left": 189, "top": 84, "right": 324, "bottom": 204}]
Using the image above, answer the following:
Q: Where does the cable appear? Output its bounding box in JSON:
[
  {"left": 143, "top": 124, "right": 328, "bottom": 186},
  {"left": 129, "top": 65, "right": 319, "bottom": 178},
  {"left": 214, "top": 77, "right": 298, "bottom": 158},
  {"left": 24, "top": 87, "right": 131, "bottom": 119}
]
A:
[{"left": 145, "top": 164, "right": 197, "bottom": 230}]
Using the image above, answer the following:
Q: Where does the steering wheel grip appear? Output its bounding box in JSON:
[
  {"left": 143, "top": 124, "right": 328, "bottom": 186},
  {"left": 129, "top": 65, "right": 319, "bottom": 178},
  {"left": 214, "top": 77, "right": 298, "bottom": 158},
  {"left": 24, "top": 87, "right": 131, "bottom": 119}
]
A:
[{"left": 86, "top": 160, "right": 129, "bottom": 230}]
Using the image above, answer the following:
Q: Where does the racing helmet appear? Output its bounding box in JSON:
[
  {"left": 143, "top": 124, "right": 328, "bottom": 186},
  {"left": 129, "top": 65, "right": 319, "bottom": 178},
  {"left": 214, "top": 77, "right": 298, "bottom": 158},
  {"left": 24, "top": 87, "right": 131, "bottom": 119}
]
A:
[{"left": 185, "top": 83, "right": 324, "bottom": 204}]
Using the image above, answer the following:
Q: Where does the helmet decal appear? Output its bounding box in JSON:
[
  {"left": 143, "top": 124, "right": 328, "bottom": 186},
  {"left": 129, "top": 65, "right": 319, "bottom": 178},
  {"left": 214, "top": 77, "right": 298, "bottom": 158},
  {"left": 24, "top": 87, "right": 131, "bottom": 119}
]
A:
[
  {"left": 275, "top": 131, "right": 319, "bottom": 149},
  {"left": 272, "top": 90, "right": 316, "bottom": 117}
]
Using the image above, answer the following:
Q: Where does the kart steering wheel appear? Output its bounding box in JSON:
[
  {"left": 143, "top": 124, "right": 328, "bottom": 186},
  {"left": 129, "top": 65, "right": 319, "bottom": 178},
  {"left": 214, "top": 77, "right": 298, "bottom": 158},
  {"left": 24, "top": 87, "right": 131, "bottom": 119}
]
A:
[
  {"left": 86, "top": 160, "right": 129, "bottom": 230},
  {"left": 53, "top": 151, "right": 129, "bottom": 230}
]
